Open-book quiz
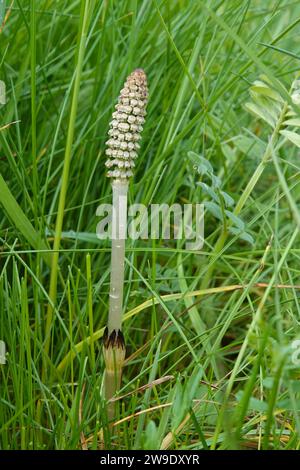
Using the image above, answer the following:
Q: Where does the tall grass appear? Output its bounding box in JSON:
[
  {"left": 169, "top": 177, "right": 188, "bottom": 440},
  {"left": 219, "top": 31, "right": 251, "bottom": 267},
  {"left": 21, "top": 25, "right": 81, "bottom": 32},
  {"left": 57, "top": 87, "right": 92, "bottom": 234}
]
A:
[{"left": 0, "top": 0, "right": 300, "bottom": 450}]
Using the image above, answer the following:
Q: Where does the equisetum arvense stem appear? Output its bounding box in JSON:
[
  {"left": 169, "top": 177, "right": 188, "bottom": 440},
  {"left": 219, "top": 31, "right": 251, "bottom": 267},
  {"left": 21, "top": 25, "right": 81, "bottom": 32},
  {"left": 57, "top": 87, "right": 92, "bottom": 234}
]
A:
[
  {"left": 107, "top": 179, "right": 128, "bottom": 334},
  {"left": 103, "top": 69, "right": 148, "bottom": 423}
]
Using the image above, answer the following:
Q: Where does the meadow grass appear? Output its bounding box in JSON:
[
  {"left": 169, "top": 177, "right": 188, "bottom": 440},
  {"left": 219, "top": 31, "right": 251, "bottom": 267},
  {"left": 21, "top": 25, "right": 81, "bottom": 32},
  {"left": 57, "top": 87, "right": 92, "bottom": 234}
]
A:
[{"left": 0, "top": 0, "right": 300, "bottom": 450}]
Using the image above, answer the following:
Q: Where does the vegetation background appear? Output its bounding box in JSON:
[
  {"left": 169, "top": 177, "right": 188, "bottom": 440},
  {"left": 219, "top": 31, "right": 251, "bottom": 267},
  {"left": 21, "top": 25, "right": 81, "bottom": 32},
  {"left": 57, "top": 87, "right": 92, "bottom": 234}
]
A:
[{"left": 0, "top": 0, "right": 300, "bottom": 450}]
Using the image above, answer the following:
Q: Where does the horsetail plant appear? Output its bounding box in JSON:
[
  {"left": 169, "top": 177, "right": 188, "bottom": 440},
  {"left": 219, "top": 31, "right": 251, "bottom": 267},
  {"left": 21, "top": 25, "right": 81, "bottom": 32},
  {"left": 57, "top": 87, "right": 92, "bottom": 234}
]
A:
[{"left": 103, "top": 69, "right": 148, "bottom": 421}]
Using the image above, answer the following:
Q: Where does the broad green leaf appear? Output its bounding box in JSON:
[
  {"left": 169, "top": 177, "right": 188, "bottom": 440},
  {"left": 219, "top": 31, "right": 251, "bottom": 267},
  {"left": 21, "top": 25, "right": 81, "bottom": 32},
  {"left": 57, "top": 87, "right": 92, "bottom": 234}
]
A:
[
  {"left": 143, "top": 421, "right": 160, "bottom": 450},
  {"left": 280, "top": 129, "right": 300, "bottom": 148},
  {"left": 204, "top": 201, "right": 223, "bottom": 221},
  {"left": 291, "top": 91, "right": 300, "bottom": 105},
  {"left": 252, "top": 93, "right": 281, "bottom": 117},
  {"left": 221, "top": 190, "right": 234, "bottom": 207},
  {"left": 240, "top": 232, "right": 254, "bottom": 245},
  {"left": 247, "top": 397, "right": 268, "bottom": 412},
  {"left": 230, "top": 135, "right": 265, "bottom": 160},
  {"left": 263, "top": 377, "right": 274, "bottom": 389},
  {"left": 236, "top": 391, "right": 268, "bottom": 412},
  {"left": 184, "top": 366, "right": 202, "bottom": 406},
  {"left": 172, "top": 379, "right": 184, "bottom": 428},
  {"left": 225, "top": 210, "right": 245, "bottom": 230},
  {"left": 286, "top": 108, "right": 297, "bottom": 117},
  {"left": 283, "top": 118, "right": 300, "bottom": 127},
  {"left": 197, "top": 182, "right": 218, "bottom": 202},
  {"left": 229, "top": 227, "right": 254, "bottom": 245},
  {"left": 187, "top": 151, "right": 213, "bottom": 175},
  {"left": 276, "top": 398, "right": 300, "bottom": 410},
  {"left": 210, "top": 173, "right": 221, "bottom": 189},
  {"left": 245, "top": 102, "right": 275, "bottom": 127},
  {"left": 292, "top": 79, "right": 300, "bottom": 90},
  {"left": 0, "top": 173, "right": 51, "bottom": 266},
  {"left": 199, "top": 183, "right": 234, "bottom": 207},
  {"left": 258, "top": 74, "right": 287, "bottom": 98},
  {"left": 251, "top": 80, "right": 283, "bottom": 103}
]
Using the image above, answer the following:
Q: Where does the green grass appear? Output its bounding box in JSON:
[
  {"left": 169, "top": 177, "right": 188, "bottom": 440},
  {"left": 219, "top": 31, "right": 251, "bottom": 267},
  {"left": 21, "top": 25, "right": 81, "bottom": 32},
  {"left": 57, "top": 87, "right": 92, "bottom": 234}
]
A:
[{"left": 1, "top": 0, "right": 300, "bottom": 450}]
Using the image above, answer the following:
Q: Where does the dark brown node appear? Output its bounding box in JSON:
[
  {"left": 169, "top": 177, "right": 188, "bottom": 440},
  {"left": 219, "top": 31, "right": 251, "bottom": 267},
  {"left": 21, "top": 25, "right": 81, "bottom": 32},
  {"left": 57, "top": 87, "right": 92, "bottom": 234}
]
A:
[{"left": 103, "top": 327, "right": 125, "bottom": 350}]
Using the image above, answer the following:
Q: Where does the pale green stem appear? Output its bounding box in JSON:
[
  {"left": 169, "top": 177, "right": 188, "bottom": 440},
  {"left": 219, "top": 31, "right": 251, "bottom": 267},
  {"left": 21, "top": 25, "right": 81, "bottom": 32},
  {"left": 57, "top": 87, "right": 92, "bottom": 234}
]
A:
[
  {"left": 107, "top": 179, "right": 129, "bottom": 334},
  {"left": 104, "top": 179, "right": 128, "bottom": 426}
]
